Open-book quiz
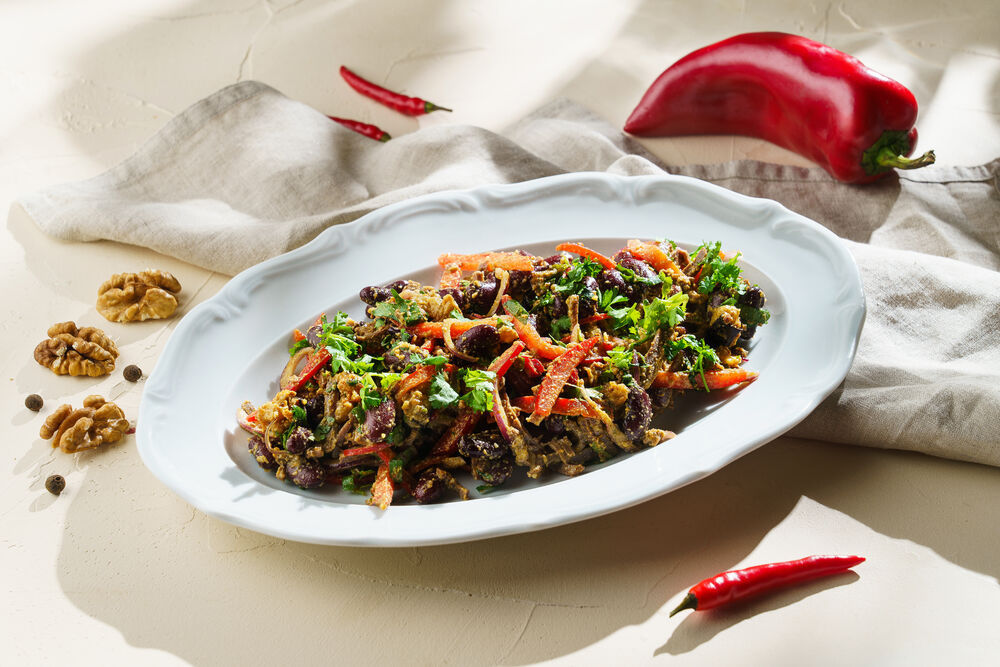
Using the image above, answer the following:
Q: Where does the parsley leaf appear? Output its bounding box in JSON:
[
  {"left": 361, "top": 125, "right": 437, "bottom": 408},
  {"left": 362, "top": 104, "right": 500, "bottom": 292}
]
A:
[
  {"left": 740, "top": 306, "right": 771, "bottom": 326},
  {"left": 358, "top": 374, "right": 382, "bottom": 410},
  {"left": 428, "top": 372, "right": 460, "bottom": 409},
  {"left": 631, "top": 292, "right": 688, "bottom": 346},
  {"left": 373, "top": 290, "right": 426, "bottom": 327},
  {"left": 607, "top": 346, "right": 633, "bottom": 373},
  {"left": 290, "top": 405, "right": 308, "bottom": 423},
  {"left": 460, "top": 369, "right": 496, "bottom": 412},
  {"left": 288, "top": 338, "right": 311, "bottom": 356},
  {"left": 665, "top": 334, "right": 721, "bottom": 391},
  {"left": 695, "top": 242, "right": 745, "bottom": 295}
]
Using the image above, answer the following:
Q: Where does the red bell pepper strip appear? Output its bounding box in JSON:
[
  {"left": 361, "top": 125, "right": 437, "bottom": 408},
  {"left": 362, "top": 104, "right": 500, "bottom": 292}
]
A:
[
  {"left": 625, "top": 240, "right": 684, "bottom": 278},
  {"left": 282, "top": 348, "right": 331, "bottom": 392},
  {"left": 430, "top": 408, "right": 481, "bottom": 456},
  {"left": 652, "top": 368, "right": 757, "bottom": 390},
  {"left": 437, "top": 252, "right": 536, "bottom": 272},
  {"left": 580, "top": 313, "right": 610, "bottom": 325},
  {"left": 340, "top": 66, "right": 451, "bottom": 115},
  {"left": 487, "top": 340, "right": 526, "bottom": 377},
  {"left": 291, "top": 329, "right": 306, "bottom": 343},
  {"left": 394, "top": 364, "right": 437, "bottom": 399},
  {"left": 623, "top": 32, "right": 934, "bottom": 183},
  {"left": 555, "top": 242, "right": 616, "bottom": 270},
  {"left": 439, "top": 262, "right": 463, "bottom": 289},
  {"left": 342, "top": 441, "right": 392, "bottom": 458},
  {"left": 510, "top": 395, "right": 599, "bottom": 418},
  {"left": 521, "top": 356, "right": 545, "bottom": 377},
  {"left": 528, "top": 337, "right": 599, "bottom": 425},
  {"left": 327, "top": 116, "right": 391, "bottom": 142},
  {"left": 501, "top": 297, "right": 565, "bottom": 360},
  {"left": 670, "top": 555, "right": 865, "bottom": 616},
  {"left": 410, "top": 318, "right": 503, "bottom": 340},
  {"left": 368, "top": 450, "right": 395, "bottom": 510}
]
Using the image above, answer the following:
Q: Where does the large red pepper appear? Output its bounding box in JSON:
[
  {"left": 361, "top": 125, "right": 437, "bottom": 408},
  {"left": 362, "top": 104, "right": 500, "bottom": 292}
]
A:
[{"left": 624, "top": 32, "right": 935, "bottom": 183}]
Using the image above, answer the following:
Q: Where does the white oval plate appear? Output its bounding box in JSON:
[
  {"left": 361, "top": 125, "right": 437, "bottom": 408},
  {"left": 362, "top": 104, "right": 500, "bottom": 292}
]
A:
[{"left": 137, "top": 172, "right": 864, "bottom": 547}]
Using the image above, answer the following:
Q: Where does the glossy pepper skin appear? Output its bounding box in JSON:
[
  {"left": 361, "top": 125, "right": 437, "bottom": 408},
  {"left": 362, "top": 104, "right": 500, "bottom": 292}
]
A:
[
  {"left": 669, "top": 555, "right": 865, "bottom": 616},
  {"left": 624, "top": 32, "right": 935, "bottom": 183}
]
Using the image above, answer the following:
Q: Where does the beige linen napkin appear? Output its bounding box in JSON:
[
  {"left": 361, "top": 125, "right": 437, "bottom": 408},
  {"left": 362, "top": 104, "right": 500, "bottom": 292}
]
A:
[{"left": 17, "top": 82, "right": 1000, "bottom": 466}]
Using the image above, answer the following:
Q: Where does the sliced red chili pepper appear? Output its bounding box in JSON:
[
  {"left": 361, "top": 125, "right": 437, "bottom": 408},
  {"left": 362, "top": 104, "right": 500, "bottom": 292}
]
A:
[
  {"left": 670, "top": 555, "right": 865, "bottom": 616},
  {"left": 510, "top": 395, "right": 598, "bottom": 418},
  {"left": 624, "top": 32, "right": 934, "bottom": 183},
  {"left": 282, "top": 348, "right": 331, "bottom": 392},
  {"left": 430, "top": 408, "right": 481, "bottom": 456},
  {"left": 327, "top": 116, "right": 391, "bottom": 142},
  {"left": 528, "top": 337, "right": 599, "bottom": 425},
  {"left": 652, "top": 368, "right": 757, "bottom": 390},
  {"left": 437, "top": 252, "right": 536, "bottom": 272},
  {"left": 341, "top": 441, "right": 392, "bottom": 458},
  {"left": 501, "top": 297, "right": 565, "bottom": 360},
  {"left": 555, "top": 242, "right": 616, "bottom": 270},
  {"left": 340, "top": 65, "right": 451, "bottom": 116}
]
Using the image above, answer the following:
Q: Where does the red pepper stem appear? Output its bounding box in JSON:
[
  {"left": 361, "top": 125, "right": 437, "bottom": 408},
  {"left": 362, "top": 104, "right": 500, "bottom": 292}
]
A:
[
  {"left": 875, "top": 148, "right": 936, "bottom": 170},
  {"left": 425, "top": 102, "right": 452, "bottom": 113},
  {"left": 669, "top": 593, "right": 698, "bottom": 617}
]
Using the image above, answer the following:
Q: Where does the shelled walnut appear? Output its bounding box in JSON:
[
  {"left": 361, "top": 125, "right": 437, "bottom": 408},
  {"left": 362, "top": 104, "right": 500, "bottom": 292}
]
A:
[
  {"left": 33, "top": 321, "right": 119, "bottom": 377},
  {"left": 97, "top": 269, "right": 181, "bottom": 322},
  {"left": 39, "top": 395, "right": 129, "bottom": 453}
]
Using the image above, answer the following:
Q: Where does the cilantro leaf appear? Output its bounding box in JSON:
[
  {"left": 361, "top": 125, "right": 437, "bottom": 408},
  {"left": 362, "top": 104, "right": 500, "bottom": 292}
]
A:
[
  {"left": 631, "top": 292, "right": 688, "bottom": 346},
  {"left": 740, "top": 306, "right": 771, "bottom": 326}
]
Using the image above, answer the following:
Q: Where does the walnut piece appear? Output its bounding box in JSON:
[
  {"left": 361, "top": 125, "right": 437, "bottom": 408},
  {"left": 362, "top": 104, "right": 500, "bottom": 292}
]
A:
[
  {"left": 97, "top": 269, "right": 181, "bottom": 322},
  {"left": 33, "top": 321, "right": 119, "bottom": 377},
  {"left": 39, "top": 395, "right": 129, "bottom": 453}
]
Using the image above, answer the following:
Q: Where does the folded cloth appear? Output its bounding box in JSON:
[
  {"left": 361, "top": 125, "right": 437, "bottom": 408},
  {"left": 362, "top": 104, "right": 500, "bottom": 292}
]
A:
[{"left": 17, "top": 82, "right": 1000, "bottom": 466}]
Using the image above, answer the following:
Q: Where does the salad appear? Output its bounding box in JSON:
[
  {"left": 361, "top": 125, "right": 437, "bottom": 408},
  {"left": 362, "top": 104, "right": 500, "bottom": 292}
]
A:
[{"left": 238, "top": 239, "right": 769, "bottom": 509}]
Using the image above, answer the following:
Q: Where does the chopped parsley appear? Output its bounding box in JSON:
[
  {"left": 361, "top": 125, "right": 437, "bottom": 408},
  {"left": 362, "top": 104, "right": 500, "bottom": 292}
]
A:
[
  {"left": 694, "top": 241, "right": 745, "bottom": 295},
  {"left": 666, "top": 334, "right": 721, "bottom": 391},
  {"left": 373, "top": 290, "right": 426, "bottom": 327},
  {"left": 631, "top": 292, "right": 688, "bottom": 346},
  {"left": 428, "top": 372, "right": 460, "bottom": 409},
  {"left": 460, "top": 369, "right": 497, "bottom": 412}
]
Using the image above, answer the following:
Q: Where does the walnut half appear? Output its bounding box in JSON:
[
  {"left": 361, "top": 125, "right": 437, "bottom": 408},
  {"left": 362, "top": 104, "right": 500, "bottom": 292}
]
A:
[
  {"left": 97, "top": 269, "right": 181, "bottom": 322},
  {"left": 39, "top": 395, "right": 129, "bottom": 453},
  {"left": 34, "top": 321, "right": 119, "bottom": 377}
]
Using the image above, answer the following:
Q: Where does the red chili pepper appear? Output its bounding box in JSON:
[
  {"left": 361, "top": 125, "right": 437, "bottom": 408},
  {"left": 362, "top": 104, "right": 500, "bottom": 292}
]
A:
[
  {"left": 624, "top": 32, "right": 935, "bottom": 183},
  {"left": 327, "top": 116, "right": 391, "bottom": 142},
  {"left": 670, "top": 555, "right": 865, "bottom": 616},
  {"left": 340, "top": 66, "right": 452, "bottom": 116}
]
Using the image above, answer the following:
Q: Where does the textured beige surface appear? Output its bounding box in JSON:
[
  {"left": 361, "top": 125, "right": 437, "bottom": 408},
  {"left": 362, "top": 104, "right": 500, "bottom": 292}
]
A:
[{"left": 3, "top": 1, "right": 1000, "bottom": 665}]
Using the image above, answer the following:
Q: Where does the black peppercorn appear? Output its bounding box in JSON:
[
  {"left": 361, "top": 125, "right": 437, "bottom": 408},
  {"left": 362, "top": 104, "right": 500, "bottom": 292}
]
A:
[
  {"left": 123, "top": 365, "right": 142, "bottom": 382},
  {"left": 45, "top": 474, "right": 65, "bottom": 495},
  {"left": 25, "top": 394, "right": 44, "bottom": 411}
]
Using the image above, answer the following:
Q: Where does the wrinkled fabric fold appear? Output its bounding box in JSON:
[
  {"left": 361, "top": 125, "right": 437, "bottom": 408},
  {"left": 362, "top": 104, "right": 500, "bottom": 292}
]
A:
[{"left": 17, "top": 81, "right": 1000, "bottom": 465}]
